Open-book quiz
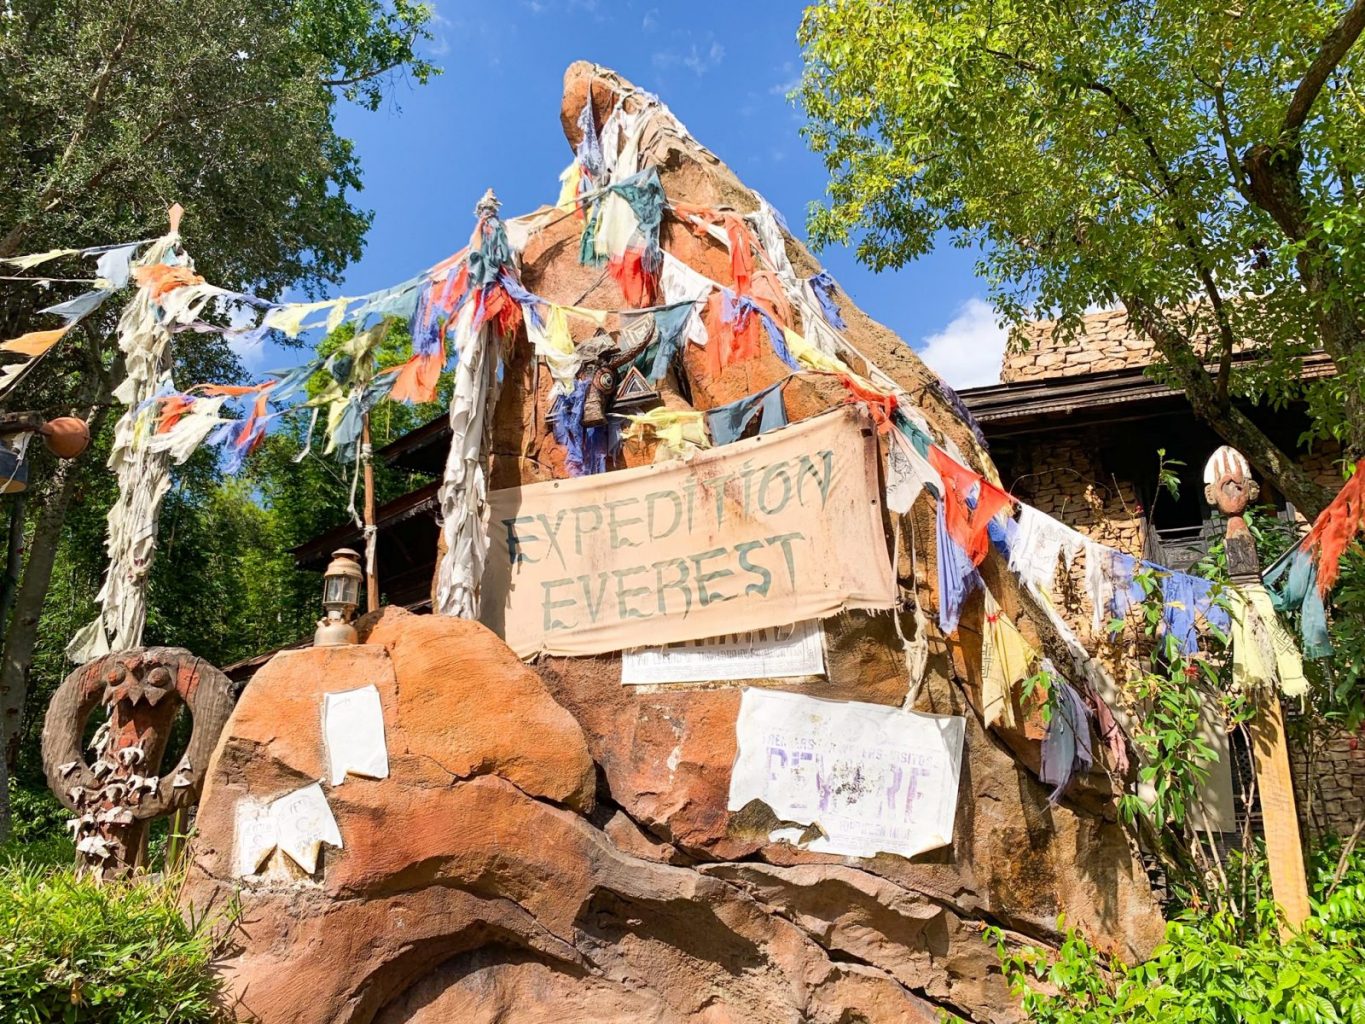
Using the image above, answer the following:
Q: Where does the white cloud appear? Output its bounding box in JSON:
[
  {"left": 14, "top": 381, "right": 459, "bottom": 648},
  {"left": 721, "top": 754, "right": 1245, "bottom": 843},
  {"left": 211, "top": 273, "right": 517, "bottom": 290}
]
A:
[
  {"left": 915, "top": 298, "right": 1007, "bottom": 389},
  {"left": 653, "top": 34, "right": 726, "bottom": 76},
  {"left": 641, "top": 7, "right": 658, "bottom": 30},
  {"left": 769, "top": 60, "right": 801, "bottom": 97}
]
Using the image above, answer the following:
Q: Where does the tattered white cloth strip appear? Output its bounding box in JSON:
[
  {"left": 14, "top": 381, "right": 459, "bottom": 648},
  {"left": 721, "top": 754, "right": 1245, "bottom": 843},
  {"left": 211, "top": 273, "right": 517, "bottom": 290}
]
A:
[
  {"left": 658, "top": 252, "right": 710, "bottom": 347},
  {"left": 68, "top": 232, "right": 185, "bottom": 663},
  {"left": 433, "top": 303, "right": 501, "bottom": 618},
  {"left": 1009, "top": 503, "right": 1087, "bottom": 599}
]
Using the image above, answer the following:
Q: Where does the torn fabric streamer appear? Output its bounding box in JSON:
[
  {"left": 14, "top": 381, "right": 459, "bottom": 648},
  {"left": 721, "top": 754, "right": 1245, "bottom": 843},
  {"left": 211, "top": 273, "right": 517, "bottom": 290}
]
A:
[
  {"left": 1264, "top": 547, "right": 1331, "bottom": 659},
  {"left": 621, "top": 407, "right": 709, "bottom": 461},
  {"left": 1160, "top": 570, "right": 1230, "bottom": 656},
  {"left": 1229, "top": 582, "right": 1309, "bottom": 698},
  {"left": 884, "top": 427, "right": 942, "bottom": 515},
  {"left": 432, "top": 300, "right": 500, "bottom": 620},
  {"left": 1008, "top": 503, "right": 1087, "bottom": 597},
  {"left": 658, "top": 252, "right": 712, "bottom": 347},
  {"left": 1297, "top": 459, "right": 1365, "bottom": 595},
  {"left": 981, "top": 590, "right": 1033, "bottom": 729},
  {"left": 704, "top": 380, "right": 788, "bottom": 445},
  {"left": 68, "top": 227, "right": 189, "bottom": 663},
  {"left": 727, "top": 687, "right": 965, "bottom": 860},
  {"left": 928, "top": 446, "right": 1013, "bottom": 566},
  {"left": 1040, "top": 675, "right": 1094, "bottom": 804},
  {"left": 935, "top": 500, "right": 981, "bottom": 635}
]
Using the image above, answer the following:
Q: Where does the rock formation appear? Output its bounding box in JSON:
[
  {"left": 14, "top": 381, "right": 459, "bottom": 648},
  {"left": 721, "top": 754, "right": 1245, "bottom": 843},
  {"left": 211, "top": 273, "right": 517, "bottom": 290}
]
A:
[{"left": 183, "top": 64, "right": 1163, "bottom": 1023}]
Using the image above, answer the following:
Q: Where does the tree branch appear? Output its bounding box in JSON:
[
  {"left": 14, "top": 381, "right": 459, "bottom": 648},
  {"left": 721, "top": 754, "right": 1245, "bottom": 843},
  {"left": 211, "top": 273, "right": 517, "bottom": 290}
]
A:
[{"left": 1283, "top": 0, "right": 1365, "bottom": 140}]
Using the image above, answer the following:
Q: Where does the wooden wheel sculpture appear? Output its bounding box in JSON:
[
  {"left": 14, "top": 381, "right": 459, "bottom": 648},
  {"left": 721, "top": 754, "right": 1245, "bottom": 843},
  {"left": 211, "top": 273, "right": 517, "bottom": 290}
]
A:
[{"left": 41, "top": 647, "right": 234, "bottom": 878}]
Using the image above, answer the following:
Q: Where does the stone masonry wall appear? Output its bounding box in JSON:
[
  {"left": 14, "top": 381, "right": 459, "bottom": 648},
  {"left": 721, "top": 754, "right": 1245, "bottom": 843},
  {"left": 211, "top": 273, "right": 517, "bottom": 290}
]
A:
[{"left": 1002, "top": 308, "right": 1155, "bottom": 383}]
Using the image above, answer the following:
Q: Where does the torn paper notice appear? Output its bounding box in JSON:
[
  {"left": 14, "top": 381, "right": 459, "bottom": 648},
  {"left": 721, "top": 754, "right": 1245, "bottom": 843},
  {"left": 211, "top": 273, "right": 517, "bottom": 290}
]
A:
[
  {"left": 621, "top": 620, "right": 825, "bottom": 685},
  {"left": 727, "top": 688, "right": 965, "bottom": 860},
  {"left": 322, "top": 685, "right": 390, "bottom": 785},
  {"left": 233, "top": 782, "right": 343, "bottom": 877}
]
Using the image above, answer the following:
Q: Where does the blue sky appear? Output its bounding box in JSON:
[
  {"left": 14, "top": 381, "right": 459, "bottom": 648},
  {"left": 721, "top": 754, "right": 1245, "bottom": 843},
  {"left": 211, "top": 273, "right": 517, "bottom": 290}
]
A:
[{"left": 292, "top": 0, "right": 1006, "bottom": 387}]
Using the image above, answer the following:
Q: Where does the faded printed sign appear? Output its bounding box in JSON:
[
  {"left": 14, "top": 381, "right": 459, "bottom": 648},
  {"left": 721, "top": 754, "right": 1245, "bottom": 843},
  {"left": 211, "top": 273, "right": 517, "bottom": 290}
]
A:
[
  {"left": 727, "top": 688, "right": 965, "bottom": 860},
  {"left": 480, "top": 408, "right": 896, "bottom": 658},
  {"left": 621, "top": 620, "right": 825, "bottom": 685}
]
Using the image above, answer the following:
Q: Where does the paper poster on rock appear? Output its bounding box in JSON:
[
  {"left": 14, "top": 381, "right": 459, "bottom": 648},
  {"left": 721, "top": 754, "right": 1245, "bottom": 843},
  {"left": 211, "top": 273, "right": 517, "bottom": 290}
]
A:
[
  {"left": 621, "top": 620, "right": 826, "bottom": 685},
  {"left": 480, "top": 407, "right": 896, "bottom": 658},
  {"left": 322, "top": 685, "right": 390, "bottom": 785},
  {"left": 727, "top": 688, "right": 965, "bottom": 860}
]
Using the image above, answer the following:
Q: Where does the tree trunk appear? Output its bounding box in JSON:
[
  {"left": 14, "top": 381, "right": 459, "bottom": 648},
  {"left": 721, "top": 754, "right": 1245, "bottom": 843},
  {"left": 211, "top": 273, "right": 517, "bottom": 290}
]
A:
[
  {"left": 0, "top": 495, "right": 28, "bottom": 640},
  {"left": 0, "top": 394, "right": 111, "bottom": 842},
  {"left": 1126, "top": 296, "right": 1333, "bottom": 517}
]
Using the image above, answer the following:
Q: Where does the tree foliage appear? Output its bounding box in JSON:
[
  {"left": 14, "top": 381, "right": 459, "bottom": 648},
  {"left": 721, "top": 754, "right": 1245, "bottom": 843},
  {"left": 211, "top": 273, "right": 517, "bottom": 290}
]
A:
[{"left": 798, "top": 0, "right": 1365, "bottom": 512}]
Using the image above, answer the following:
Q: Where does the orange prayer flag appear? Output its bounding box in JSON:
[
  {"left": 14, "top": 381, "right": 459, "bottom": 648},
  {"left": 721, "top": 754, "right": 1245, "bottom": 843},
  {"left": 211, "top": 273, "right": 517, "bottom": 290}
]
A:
[{"left": 0, "top": 326, "right": 70, "bottom": 358}]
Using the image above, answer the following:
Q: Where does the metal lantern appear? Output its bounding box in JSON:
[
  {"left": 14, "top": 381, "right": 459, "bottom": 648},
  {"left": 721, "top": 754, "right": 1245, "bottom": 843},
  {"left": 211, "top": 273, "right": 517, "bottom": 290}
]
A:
[{"left": 314, "top": 548, "right": 363, "bottom": 647}]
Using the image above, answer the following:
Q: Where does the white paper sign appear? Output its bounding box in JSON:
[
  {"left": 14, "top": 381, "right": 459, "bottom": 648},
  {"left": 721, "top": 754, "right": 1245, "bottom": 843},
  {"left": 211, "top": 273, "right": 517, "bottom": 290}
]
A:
[
  {"left": 727, "top": 688, "right": 965, "bottom": 860},
  {"left": 322, "top": 685, "right": 390, "bottom": 785},
  {"left": 233, "top": 782, "right": 344, "bottom": 877},
  {"left": 621, "top": 621, "right": 826, "bottom": 685}
]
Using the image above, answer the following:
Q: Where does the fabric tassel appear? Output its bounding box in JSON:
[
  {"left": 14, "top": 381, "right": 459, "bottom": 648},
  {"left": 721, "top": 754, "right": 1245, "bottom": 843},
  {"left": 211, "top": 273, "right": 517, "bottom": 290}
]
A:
[
  {"left": 981, "top": 591, "right": 1033, "bottom": 730},
  {"left": 641, "top": 302, "right": 693, "bottom": 382},
  {"left": 1159, "top": 570, "right": 1231, "bottom": 656}
]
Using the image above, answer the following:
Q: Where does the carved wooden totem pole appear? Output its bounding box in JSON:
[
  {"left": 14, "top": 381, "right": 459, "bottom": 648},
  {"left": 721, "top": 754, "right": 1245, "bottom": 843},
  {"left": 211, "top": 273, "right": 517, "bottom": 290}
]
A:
[
  {"left": 41, "top": 648, "right": 233, "bottom": 878},
  {"left": 1203, "top": 446, "right": 1311, "bottom": 934}
]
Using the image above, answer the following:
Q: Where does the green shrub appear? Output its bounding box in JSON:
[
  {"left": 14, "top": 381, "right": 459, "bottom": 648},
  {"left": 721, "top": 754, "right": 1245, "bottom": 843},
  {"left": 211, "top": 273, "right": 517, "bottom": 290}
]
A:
[
  {"left": 0, "top": 862, "right": 225, "bottom": 1022},
  {"left": 2, "top": 784, "right": 75, "bottom": 869},
  {"left": 986, "top": 841, "right": 1365, "bottom": 1023}
]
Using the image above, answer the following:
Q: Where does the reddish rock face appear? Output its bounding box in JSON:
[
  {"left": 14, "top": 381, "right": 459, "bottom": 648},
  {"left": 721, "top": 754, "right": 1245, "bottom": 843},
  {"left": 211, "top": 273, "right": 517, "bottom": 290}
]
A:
[{"left": 184, "top": 63, "right": 1163, "bottom": 1024}]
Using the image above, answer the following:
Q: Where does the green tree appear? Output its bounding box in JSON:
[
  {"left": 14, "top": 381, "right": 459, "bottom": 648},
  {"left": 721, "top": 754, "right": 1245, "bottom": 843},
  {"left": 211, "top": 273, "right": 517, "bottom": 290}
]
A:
[
  {"left": 0, "top": 0, "right": 436, "bottom": 839},
  {"left": 797, "top": 0, "right": 1365, "bottom": 515}
]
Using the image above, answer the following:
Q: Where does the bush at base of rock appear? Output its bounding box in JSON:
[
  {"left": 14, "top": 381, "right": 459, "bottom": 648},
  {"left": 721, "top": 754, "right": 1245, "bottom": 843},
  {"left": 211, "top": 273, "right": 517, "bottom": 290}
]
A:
[
  {"left": 986, "top": 840, "right": 1365, "bottom": 1024},
  {"left": 0, "top": 863, "right": 227, "bottom": 1023}
]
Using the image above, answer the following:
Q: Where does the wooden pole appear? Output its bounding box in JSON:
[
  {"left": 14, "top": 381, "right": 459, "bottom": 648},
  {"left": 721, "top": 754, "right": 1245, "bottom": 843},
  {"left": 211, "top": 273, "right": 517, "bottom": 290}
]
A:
[
  {"left": 1205, "top": 447, "right": 1311, "bottom": 936},
  {"left": 362, "top": 414, "right": 379, "bottom": 613}
]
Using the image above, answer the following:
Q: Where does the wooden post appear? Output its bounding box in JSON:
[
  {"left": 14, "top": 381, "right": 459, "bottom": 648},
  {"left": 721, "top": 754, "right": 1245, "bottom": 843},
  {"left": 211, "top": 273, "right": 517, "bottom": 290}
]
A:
[
  {"left": 362, "top": 414, "right": 379, "bottom": 613},
  {"left": 1205, "top": 447, "right": 1311, "bottom": 936}
]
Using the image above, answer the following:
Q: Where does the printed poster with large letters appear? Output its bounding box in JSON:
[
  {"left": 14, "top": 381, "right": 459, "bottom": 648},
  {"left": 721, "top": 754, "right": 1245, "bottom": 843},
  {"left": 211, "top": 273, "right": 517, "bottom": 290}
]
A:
[{"left": 480, "top": 407, "right": 896, "bottom": 658}]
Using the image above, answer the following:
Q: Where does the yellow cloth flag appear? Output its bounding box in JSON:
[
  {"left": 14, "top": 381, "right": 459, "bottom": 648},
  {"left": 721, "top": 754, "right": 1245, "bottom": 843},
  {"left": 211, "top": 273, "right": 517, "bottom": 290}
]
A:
[
  {"left": 556, "top": 160, "right": 583, "bottom": 212},
  {"left": 264, "top": 300, "right": 332, "bottom": 339},
  {"left": 785, "top": 327, "right": 885, "bottom": 395},
  {"left": 2, "top": 248, "right": 80, "bottom": 270},
  {"left": 1229, "top": 582, "right": 1308, "bottom": 698},
  {"left": 623, "top": 408, "right": 709, "bottom": 461},
  {"left": 981, "top": 590, "right": 1035, "bottom": 729},
  {"left": 0, "top": 326, "right": 70, "bottom": 358}
]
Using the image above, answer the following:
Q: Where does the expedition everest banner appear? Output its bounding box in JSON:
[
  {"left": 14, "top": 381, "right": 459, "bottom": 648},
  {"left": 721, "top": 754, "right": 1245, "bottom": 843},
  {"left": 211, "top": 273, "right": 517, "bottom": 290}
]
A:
[{"left": 480, "top": 407, "right": 897, "bottom": 658}]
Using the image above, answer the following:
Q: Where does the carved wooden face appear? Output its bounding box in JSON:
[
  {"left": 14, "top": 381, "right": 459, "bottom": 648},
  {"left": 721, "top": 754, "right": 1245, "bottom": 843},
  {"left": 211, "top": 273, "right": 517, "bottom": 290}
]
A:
[{"left": 1202, "top": 446, "right": 1259, "bottom": 517}]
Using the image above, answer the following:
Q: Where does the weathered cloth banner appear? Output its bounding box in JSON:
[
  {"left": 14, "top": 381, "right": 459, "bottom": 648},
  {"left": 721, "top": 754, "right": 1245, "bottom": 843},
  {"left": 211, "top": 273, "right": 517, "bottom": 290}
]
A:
[
  {"left": 480, "top": 407, "right": 895, "bottom": 657},
  {"left": 728, "top": 688, "right": 966, "bottom": 860}
]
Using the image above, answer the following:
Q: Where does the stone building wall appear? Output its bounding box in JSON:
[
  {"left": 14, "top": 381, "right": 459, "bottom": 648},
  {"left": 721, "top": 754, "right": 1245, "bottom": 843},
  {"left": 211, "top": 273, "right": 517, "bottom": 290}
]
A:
[
  {"left": 1290, "top": 730, "right": 1365, "bottom": 839},
  {"left": 1002, "top": 308, "right": 1155, "bottom": 382}
]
